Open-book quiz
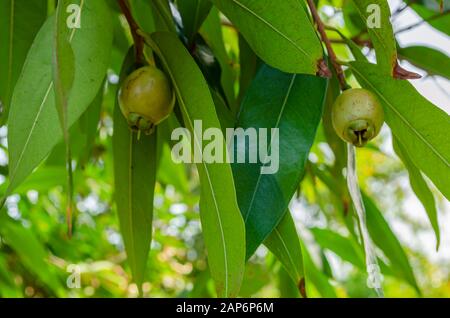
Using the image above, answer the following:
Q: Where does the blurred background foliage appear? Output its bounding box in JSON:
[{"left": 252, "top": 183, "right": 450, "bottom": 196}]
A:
[{"left": 0, "top": 0, "right": 449, "bottom": 298}]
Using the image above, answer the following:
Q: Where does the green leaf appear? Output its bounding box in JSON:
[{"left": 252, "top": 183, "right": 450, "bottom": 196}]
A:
[
  {"left": 78, "top": 84, "right": 104, "bottom": 166},
  {"left": 177, "top": 0, "right": 212, "bottom": 44},
  {"left": 0, "top": 166, "right": 67, "bottom": 196},
  {"left": 148, "top": 32, "right": 246, "bottom": 297},
  {"left": 398, "top": 45, "right": 450, "bottom": 79},
  {"left": 113, "top": 49, "right": 156, "bottom": 289},
  {"left": 53, "top": 0, "right": 75, "bottom": 129},
  {"left": 210, "top": 0, "right": 323, "bottom": 74},
  {"left": 201, "top": 7, "right": 237, "bottom": 111},
  {"left": 151, "top": 0, "right": 176, "bottom": 32},
  {"left": 233, "top": 64, "right": 327, "bottom": 258},
  {"left": 351, "top": 0, "right": 397, "bottom": 74},
  {"left": 0, "top": 215, "right": 65, "bottom": 296},
  {"left": 351, "top": 61, "right": 450, "bottom": 201},
  {"left": 310, "top": 228, "right": 365, "bottom": 269},
  {"left": 410, "top": 3, "right": 450, "bottom": 36},
  {"left": 300, "top": 238, "right": 337, "bottom": 298},
  {"left": 393, "top": 137, "right": 440, "bottom": 249},
  {"left": 264, "top": 211, "right": 304, "bottom": 291},
  {"left": 237, "top": 34, "right": 260, "bottom": 106},
  {"left": 129, "top": 0, "right": 156, "bottom": 34},
  {"left": 363, "top": 193, "right": 421, "bottom": 294},
  {"left": 53, "top": 0, "right": 76, "bottom": 233},
  {"left": 6, "top": 0, "right": 112, "bottom": 195},
  {"left": 0, "top": 0, "right": 47, "bottom": 122}
]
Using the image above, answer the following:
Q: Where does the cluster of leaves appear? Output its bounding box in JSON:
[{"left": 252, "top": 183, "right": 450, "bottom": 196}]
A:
[{"left": 0, "top": 0, "right": 448, "bottom": 297}]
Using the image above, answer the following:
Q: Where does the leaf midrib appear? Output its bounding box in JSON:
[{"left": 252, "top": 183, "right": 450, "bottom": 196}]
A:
[
  {"left": 127, "top": 133, "right": 138, "bottom": 279},
  {"left": 244, "top": 74, "right": 297, "bottom": 222},
  {"left": 273, "top": 227, "right": 301, "bottom": 281},
  {"left": 9, "top": 0, "right": 85, "bottom": 190},
  {"left": 351, "top": 66, "right": 450, "bottom": 168},
  {"left": 154, "top": 44, "right": 231, "bottom": 296}
]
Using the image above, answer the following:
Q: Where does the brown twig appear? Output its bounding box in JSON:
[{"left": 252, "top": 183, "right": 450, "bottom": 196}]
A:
[
  {"left": 118, "top": 0, "right": 144, "bottom": 64},
  {"left": 395, "top": 10, "right": 449, "bottom": 34},
  {"left": 306, "top": 0, "right": 350, "bottom": 91}
]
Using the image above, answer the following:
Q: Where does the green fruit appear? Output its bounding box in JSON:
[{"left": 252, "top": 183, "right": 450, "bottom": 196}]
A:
[
  {"left": 331, "top": 88, "right": 384, "bottom": 147},
  {"left": 119, "top": 66, "right": 174, "bottom": 134}
]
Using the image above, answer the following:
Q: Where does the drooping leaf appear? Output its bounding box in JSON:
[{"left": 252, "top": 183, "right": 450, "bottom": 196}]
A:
[
  {"left": 53, "top": 0, "right": 76, "bottom": 234},
  {"left": 264, "top": 211, "right": 304, "bottom": 291},
  {"left": 351, "top": 61, "right": 450, "bottom": 201},
  {"left": 233, "top": 64, "right": 327, "bottom": 258},
  {"left": 0, "top": 0, "right": 47, "bottom": 123},
  {"left": 210, "top": 0, "right": 324, "bottom": 74},
  {"left": 311, "top": 228, "right": 365, "bottom": 270},
  {"left": 6, "top": 0, "right": 112, "bottom": 196},
  {"left": 151, "top": 0, "right": 176, "bottom": 32},
  {"left": 201, "top": 7, "right": 237, "bottom": 111},
  {"left": 237, "top": 34, "right": 260, "bottom": 106},
  {"left": 177, "top": 0, "right": 212, "bottom": 44},
  {"left": 363, "top": 193, "right": 421, "bottom": 294},
  {"left": 300, "top": 238, "right": 337, "bottom": 298},
  {"left": 129, "top": 0, "right": 156, "bottom": 34},
  {"left": 78, "top": 84, "right": 104, "bottom": 167},
  {"left": 351, "top": 0, "right": 397, "bottom": 74},
  {"left": 148, "top": 31, "right": 246, "bottom": 297},
  {"left": 393, "top": 137, "right": 440, "bottom": 249},
  {"left": 113, "top": 49, "right": 157, "bottom": 289},
  {"left": 398, "top": 45, "right": 450, "bottom": 79},
  {"left": 53, "top": 0, "right": 75, "bottom": 130}
]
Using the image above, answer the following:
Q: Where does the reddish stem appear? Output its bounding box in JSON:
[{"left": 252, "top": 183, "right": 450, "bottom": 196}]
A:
[
  {"left": 306, "top": 0, "right": 349, "bottom": 91},
  {"left": 118, "top": 0, "right": 144, "bottom": 64}
]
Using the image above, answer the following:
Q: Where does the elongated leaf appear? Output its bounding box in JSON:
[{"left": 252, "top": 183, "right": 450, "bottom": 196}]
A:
[
  {"left": 53, "top": 0, "right": 75, "bottom": 129},
  {"left": 129, "top": 0, "right": 156, "bottom": 33},
  {"left": 264, "top": 211, "right": 304, "bottom": 290},
  {"left": 6, "top": 0, "right": 112, "bottom": 196},
  {"left": 311, "top": 228, "right": 365, "bottom": 269},
  {"left": 393, "top": 137, "right": 440, "bottom": 249},
  {"left": 78, "top": 84, "right": 104, "bottom": 166},
  {"left": 300, "top": 238, "right": 337, "bottom": 298},
  {"left": 113, "top": 49, "right": 156, "bottom": 289},
  {"left": 0, "top": 214, "right": 65, "bottom": 296},
  {"left": 210, "top": 0, "right": 323, "bottom": 74},
  {"left": 233, "top": 64, "right": 327, "bottom": 258},
  {"left": 0, "top": 0, "right": 47, "bottom": 122},
  {"left": 363, "top": 193, "right": 421, "bottom": 294},
  {"left": 398, "top": 45, "right": 450, "bottom": 79},
  {"left": 54, "top": 0, "right": 76, "bottom": 234},
  {"left": 177, "top": 0, "right": 212, "bottom": 44},
  {"left": 148, "top": 32, "right": 246, "bottom": 297},
  {"left": 201, "top": 7, "right": 237, "bottom": 111},
  {"left": 237, "top": 34, "right": 260, "bottom": 106},
  {"left": 351, "top": 0, "right": 396, "bottom": 74},
  {"left": 351, "top": 61, "right": 450, "bottom": 201}
]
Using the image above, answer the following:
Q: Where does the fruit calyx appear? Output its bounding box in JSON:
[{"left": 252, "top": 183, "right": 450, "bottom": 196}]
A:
[{"left": 331, "top": 88, "right": 384, "bottom": 147}]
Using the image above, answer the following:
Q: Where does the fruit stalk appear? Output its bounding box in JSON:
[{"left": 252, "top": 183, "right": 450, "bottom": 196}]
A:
[{"left": 118, "top": 0, "right": 145, "bottom": 64}]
